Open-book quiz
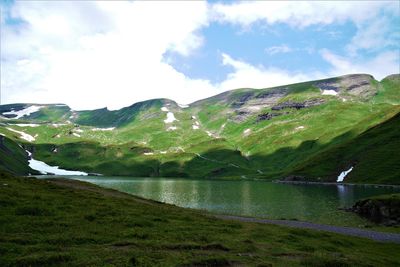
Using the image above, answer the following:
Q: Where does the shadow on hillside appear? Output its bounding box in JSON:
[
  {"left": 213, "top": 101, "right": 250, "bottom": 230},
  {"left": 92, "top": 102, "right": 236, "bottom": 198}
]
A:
[{"left": 24, "top": 112, "right": 399, "bottom": 182}]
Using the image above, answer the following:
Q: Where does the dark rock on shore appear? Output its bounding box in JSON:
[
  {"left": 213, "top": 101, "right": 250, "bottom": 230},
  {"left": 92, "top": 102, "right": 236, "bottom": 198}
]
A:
[{"left": 351, "top": 194, "right": 400, "bottom": 226}]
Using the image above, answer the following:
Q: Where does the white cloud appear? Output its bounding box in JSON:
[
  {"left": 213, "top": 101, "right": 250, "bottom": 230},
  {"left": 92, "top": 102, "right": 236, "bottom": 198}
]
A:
[
  {"left": 1, "top": 1, "right": 214, "bottom": 110},
  {"left": 213, "top": 1, "right": 399, "bottom": 82},
  {"left": 320, "top": 49, "right": 399, "bottom": 80},
  {"left": 347, "top": 17, "right": 399, "bottom": 54},
  {"left": 212, "top": 1, "right": 399, "bottom": 54},
  {"left": 217, "top": 53, "right": 322, "bottom": 90},
  {"left": 265, "top": 44, "right": 292, "bottom": 55},
  {"left": 212, "top": 1, "right": 397, "bottom": 28},
  {"left": 1, "top": 1, "right": 398, "bottom": 111}
]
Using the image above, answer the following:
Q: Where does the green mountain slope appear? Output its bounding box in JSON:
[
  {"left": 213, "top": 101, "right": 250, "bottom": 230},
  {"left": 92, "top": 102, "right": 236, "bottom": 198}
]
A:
[
  {"left": 289, "top": 111, "right": 400, "bottom": 184},
  {"left": 0, "top": 135, "right": 37, "bottom": 175},
  {"left": 0, "top": 73, "right": 398, "bottom": 183}
]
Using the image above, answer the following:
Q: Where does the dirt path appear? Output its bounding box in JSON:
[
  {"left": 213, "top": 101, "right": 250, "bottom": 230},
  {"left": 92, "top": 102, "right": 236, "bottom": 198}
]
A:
[{"left": 215, "top": 215, "right": 400, "bottom": 243}]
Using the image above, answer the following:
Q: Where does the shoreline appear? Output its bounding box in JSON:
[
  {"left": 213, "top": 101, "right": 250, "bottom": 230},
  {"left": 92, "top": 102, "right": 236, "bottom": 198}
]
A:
[
  {"left": 275, "top": 180, "right": 400, "bottom": 188},
  {"left": 30, "top": 174, "right": 400, "bottom": 187}
]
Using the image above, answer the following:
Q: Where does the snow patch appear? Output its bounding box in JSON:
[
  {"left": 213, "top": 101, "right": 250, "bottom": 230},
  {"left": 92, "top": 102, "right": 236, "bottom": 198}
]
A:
[
  {"left": 160, "top": 151, "right": 167, "bottom": 154},
  {"left": 2, "top": 105, "right": 43, "bottom": 119},
  {"left": 243, "top": 128, "right": 251, "bottom": 135},
  {"left": 6, "top": 127, "right": 35, "bottom": 142},
  {"left": 26, "top": 151, "right": 87, "bottom": 175},
  {"left": 91, "top": 127, "right": 115, "bottom": 131},
  {"left": 206, "top": 131, "right": 218, "bottom": 138},
  {"left": 295, "top": 126, "right": 305, "bottom": 130},
  {"left": 322, "top": 90, "right": 338, "bottom": 96},
  {"left": 247, "top": 106, "right": 261, "bottom": 111},
  {"left": 72, "top": 133, "right": 81, "bottom": 137},
  {"left": 9, "top": 123, "right": 40, "bottom": 127},
  {"left": 167, "top": 126, "right": 177, "bottom": 131},
  {"left": 164, "top": 112, "right": 177, "bottom": 123},
  {"left": 75, "top": 129, "right": 83, "bottom": 133},
  {"left": 337, "top": 167, "right": 353, "bottom": 182},
  {"left": 161, "top": 107, "right": 177, "bottom": 123},
  {"left": 192, "top": 120, "right": 200, "bottom": 130},
  {"left": 178, "top": 103, "right": 189, "bottom": 108},
  {"left": 144, "top": 152, "right": 154, "bottom": 156}
]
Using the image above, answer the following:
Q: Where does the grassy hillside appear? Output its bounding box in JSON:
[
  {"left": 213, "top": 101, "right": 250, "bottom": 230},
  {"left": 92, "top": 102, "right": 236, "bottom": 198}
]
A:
[
  {"left": 289, "top": 112, "right": 400, "bottom": 184},
  {"left": 0, "top": 73, "right": 399, "bottom": 183},
  {"left": 0, "top": 135, "right": 37, "bottom": 175},
  {"left": 1, "top": 173, "right": 400, "bottom": 266}
]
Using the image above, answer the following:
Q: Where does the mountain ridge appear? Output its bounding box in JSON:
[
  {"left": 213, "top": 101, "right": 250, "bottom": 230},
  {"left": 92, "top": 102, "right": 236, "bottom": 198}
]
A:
[{"left": 0, "top": 73, "right": 399, "bottom": 183}]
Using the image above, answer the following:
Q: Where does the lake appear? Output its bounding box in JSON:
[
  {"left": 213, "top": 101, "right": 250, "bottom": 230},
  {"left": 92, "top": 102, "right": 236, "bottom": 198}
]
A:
[{"left": 44, "top": 176, "right": 400, "bottom": 226}]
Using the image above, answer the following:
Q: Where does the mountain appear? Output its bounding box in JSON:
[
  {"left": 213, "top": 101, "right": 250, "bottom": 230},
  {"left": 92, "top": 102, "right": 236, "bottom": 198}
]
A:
[{"left": 0, "top": 73, "right": 399, "bottom": 183}]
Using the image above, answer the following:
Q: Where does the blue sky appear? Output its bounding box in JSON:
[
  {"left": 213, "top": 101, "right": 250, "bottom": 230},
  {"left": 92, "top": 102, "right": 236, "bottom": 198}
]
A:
[
  {"left": 164, "top": 21, "right": 361, "bottom": 83},
  {"left": 1, "top": 1, "right": 399, "bottom": 109}
]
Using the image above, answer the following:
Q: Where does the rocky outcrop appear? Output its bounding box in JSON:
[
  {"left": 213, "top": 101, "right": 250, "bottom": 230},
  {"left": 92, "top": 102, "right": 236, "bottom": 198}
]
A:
[
  {"left": 256, "top": 112, "right": 286, "bottom": 122},
  {"left": 231, "top": 93, "right": 254, "bottom": 108},
  {"left": 314, "top": 74, "right": 377, "bottom": 99},
  {"left": 233, "top": 110, "right": 251, "bottom": 122},
  {"left": 271, "top": 99, "right": 324, "bottom": 111},
  {"left": 351, "top": 195, "right": 400, "bottom": 226}
]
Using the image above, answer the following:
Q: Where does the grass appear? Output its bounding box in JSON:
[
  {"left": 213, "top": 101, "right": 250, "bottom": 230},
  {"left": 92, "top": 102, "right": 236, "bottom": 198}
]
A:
[
  {"left": 1, "top": 172, "right": 400, "bottom": 266},
  {"left": 291, "top": 110, "right": 400, "bottom": 184},
  {"left": 0, "top": 136, "right": 38, "bottom": 175}
]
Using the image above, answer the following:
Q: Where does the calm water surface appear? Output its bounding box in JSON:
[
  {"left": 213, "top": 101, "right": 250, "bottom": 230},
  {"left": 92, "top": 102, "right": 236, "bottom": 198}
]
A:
[{"left": 48, "top": 176, "right": 400, "bottom": 226}]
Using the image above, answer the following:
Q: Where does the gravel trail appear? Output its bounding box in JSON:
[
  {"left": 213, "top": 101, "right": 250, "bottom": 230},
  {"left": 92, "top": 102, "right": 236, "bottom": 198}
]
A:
[{"left": 215, "top": 215, "right": 400, "bottom": 244}]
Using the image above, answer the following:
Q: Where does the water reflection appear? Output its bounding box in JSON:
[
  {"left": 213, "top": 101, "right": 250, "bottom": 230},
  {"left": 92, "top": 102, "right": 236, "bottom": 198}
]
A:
[
  {"left": 241, "top": 181, "right": 251, "bottom": 214},
  {"left": 65, "top": 176, "right": 400, "bottom": 226},
  {"left": 337, "top": 184, "right": 355, "bottom": 207}
]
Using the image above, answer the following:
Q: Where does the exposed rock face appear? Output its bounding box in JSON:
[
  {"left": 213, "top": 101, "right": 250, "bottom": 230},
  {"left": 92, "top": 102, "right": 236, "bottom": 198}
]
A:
[
  {"left": 230, "top": 88, "right": 289, "bottom": 121},
  {"left": 271, "top": 99, "right": 325, "bottom": 111},
  {"left": 256, "top": 88, "right": 288, "bottom": 99},
  {"left": 314, "top": 74, "right": 376, "bottom": 99},
  {"left": 351, "top": 196, "right": 400, "bottom": 226},
  {"left": 230, "top": 88, "right": 288, "bottom": 109},
  {"left": 233, "top": 110, "right": 251, "bottom": 122},
  {"left": 256, "top": 112, "right": 286, "bottom": 122},
  {"left": 231, "top": 93, "right": 254, "bottom": 108}
]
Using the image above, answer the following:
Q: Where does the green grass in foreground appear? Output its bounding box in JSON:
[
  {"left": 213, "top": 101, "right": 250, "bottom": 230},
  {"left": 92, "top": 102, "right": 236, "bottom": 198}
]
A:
[{"left": 1, "top": 173, "right": 400, "bottom": 266}]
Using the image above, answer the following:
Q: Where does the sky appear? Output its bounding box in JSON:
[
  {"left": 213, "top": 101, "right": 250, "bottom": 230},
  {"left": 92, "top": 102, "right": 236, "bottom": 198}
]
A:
[{"left": 1, "top": 0, "right": 399, "bottom": 110}]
